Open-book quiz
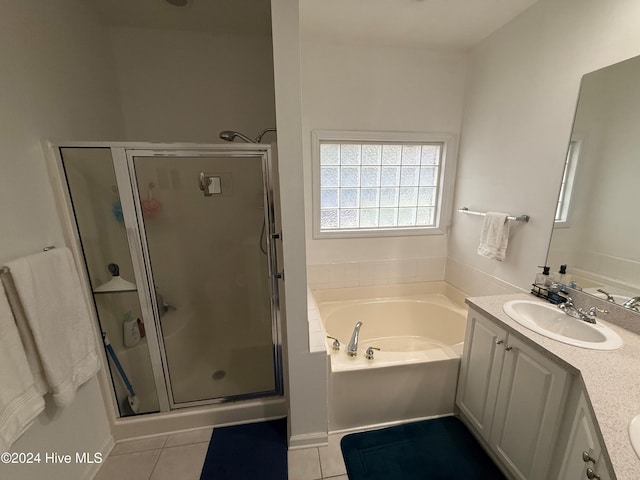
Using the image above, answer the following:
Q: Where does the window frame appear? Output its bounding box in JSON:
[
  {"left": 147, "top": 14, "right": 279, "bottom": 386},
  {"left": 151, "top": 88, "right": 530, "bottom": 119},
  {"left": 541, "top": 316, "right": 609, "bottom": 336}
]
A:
[
  {"left": 311, "top": 130, "right": 458, "bottom": 239},
  {"left": 554, "top": 136, "right": 582, "bottom": 228}
]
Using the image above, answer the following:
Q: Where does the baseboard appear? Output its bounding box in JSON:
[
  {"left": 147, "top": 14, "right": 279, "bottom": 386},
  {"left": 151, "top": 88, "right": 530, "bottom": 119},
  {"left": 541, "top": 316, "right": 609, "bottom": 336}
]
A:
[
  {"left": 288, "top": 432, "right": 328, "bottom": 449},
  {"left": 86, "top": 434, "right": 115, "bottom": 479},
  {"left": 329, "top": 413, "right": 453, "bottom": 437}
]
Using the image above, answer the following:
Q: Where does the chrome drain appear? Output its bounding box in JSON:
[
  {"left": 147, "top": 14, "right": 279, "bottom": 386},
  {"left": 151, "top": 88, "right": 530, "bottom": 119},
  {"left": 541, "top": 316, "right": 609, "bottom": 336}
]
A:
[{"left": 212, "top": 370, "right": 226, "bottom": 381}]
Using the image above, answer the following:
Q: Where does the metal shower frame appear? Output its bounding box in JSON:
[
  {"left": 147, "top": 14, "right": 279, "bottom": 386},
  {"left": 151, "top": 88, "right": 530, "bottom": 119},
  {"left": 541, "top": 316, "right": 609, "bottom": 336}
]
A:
[{"left": 49, "top": 141, "right": 284, "bottom": 415}]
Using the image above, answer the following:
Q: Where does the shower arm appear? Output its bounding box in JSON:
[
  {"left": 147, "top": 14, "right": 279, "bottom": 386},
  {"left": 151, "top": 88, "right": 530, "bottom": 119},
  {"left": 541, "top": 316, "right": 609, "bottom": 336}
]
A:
[{"left": 255, "top": 128, "right": 276, "bottom": 143}]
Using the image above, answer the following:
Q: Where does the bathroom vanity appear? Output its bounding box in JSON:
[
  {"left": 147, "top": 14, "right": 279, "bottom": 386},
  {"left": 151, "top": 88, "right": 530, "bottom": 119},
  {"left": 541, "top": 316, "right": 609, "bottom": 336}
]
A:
[{"left": 456, "top": 293, "right": 640, "bottom": 480}]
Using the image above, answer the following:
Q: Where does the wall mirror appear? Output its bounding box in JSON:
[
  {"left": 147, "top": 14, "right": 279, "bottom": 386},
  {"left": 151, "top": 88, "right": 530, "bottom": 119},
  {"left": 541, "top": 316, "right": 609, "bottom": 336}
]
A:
[{"left": 547, "top": 54, "right": 640, "bottom": 311}]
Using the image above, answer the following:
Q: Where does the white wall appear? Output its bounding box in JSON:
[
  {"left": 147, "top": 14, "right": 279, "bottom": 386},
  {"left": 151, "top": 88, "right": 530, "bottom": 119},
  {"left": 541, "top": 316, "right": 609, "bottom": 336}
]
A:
[
  {"left": 300, "top": 39, "right": 467, "bottom": 266},
  {"left": 271, "top": 0, "right": 329, "bottom": 446},
  {"left": 0, "top": 1, "right": 125, "bottom": 478},
  {"left": 447, "top": 0, "right": 640, "bottom": 295},
  {"left": 109, "top": 27, "right": 276, "bottom": 143}
]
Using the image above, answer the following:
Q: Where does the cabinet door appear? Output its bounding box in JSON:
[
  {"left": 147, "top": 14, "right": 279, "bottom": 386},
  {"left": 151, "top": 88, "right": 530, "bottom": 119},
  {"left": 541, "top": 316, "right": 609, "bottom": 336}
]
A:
[
  {"left": 557, "top": 391, "right": 612, "bottom": 480},
  {"left": 456, "top": 309, "right": 507, "bottom": 441},
  {"left": 490, "top": 334, "right": 569, "bottom": 480}
]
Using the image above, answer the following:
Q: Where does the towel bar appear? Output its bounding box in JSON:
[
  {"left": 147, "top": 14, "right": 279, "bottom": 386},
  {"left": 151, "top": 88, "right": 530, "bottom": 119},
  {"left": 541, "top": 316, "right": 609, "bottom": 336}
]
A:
[
  {"left": 1, "top": 246, "right": 56, "bottom": 274},
  {"left": 457, "top": 207, "right": 530, "bottom": 223}
]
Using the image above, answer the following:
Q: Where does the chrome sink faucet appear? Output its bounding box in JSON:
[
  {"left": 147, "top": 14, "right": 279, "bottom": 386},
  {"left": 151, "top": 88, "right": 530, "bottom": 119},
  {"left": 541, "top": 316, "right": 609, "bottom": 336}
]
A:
[
  {"left": 347, "top": 321, "right": 363, "bottom": 357},
  {"left": 559, "top": 297, "right": 608, "bottom": 324},
  {"left": 623, "top": 296, "right": 640, "bottom": 312}
]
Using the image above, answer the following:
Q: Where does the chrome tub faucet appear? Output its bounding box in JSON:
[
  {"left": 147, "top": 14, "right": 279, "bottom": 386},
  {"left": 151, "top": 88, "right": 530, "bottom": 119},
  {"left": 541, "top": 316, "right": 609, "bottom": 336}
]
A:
[{"left": 347, "top": 321, "right": 363, "bottom": 357}]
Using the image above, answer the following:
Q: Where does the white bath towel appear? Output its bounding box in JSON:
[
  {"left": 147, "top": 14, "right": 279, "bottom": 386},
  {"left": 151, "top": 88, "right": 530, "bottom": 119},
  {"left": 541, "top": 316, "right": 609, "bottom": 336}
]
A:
[
  {"left": 477, "top": 212, "right": 511, "bottom": 261},
  {"left": 6, "top": 248, "right": 100, "bottom": 407},
  {"left": 0, "top": 285, "right": 45, "bottom": 452},
  {"left": 1, "top": 272, "right": 48, "bottom": 396}
]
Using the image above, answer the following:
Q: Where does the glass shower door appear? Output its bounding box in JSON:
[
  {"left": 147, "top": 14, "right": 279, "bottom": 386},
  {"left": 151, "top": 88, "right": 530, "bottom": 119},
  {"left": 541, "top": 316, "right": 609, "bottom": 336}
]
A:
[{"left": 130, "top": 151, "right": 279, "bottom": 406}]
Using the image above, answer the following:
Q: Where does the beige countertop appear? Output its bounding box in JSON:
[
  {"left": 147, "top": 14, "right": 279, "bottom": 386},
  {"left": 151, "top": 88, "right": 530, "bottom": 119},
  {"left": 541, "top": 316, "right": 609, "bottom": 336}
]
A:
[{"left": 466, "top": 293, "right": 640, "bottom": 480}]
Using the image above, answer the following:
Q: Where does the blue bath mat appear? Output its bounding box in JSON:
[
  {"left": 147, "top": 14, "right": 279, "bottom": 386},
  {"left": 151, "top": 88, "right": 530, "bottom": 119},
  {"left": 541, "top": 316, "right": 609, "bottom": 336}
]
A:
[
  {"left": 341, "top": 416, "right": 506, "bottom": 480},
  {"left": 200, "top": 418, "right": 287, "bottom": 479}
]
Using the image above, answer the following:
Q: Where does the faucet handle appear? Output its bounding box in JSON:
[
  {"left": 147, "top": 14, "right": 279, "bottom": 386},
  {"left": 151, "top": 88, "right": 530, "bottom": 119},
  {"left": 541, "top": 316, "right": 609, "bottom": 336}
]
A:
[
  {"left": 587, "top": 306, "right": 608, "bottom": 316},
  {"left": 326, "top": 336, "right": 340, "bottom": 351},
  {"left": 365, "top": 346, "right": 381, "bottom": 360}
]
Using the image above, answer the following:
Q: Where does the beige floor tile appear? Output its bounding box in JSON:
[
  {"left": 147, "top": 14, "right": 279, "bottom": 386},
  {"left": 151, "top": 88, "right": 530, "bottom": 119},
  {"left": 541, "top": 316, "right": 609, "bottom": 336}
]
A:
[
  {"left": 164, "top": 427, "right": 213, "bottom": 448},
  {"left": 318, "top": 433, "right": 347, "bottom": 478},
  {"left": 288, "top": 447, "right": 322, "bottom": 480},
  {"left": 149, "top": 442, "right": 210, "bottom": 480},
  {"left": 95, "top": 449, "right": 161, "bottom": 480},
  {"left": 111, "top": 436, "right": 167, "bottom": 456}
]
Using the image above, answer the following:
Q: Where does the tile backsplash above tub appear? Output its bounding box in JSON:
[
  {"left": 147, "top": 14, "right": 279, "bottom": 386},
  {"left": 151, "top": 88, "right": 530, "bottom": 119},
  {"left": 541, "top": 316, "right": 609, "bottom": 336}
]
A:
[{"left": 307, "top": 257, "right": 446, "bottom": 290}]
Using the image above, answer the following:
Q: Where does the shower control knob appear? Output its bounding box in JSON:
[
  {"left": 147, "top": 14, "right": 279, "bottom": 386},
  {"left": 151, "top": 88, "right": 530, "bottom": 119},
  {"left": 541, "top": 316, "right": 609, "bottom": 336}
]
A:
[
  {"left": 586, "top": 467, "right": 601, "bottom": 479},
  {"left": 495, "top": 338, "right": 504, "bottom": 345}
]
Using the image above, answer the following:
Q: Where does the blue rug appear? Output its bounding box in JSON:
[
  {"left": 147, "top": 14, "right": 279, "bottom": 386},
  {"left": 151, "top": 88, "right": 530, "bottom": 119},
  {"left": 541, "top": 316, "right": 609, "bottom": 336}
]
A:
[
  {"left": 200, "top": 418, "right": 287, "bottom": 479},
  {"left": 341, "top": 416, "right": 506, "bottom": 480}
]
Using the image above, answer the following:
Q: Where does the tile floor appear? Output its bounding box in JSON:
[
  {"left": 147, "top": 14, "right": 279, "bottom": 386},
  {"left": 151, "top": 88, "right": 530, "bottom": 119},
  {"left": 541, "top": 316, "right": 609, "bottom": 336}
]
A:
[
  {"left": 95, "top": 427, "right": 349, "bottom": 480},
  {"left": 95, "top": 427, "right": 213, "bottom": 480},
  {"left": 287, "top": 432, "right": 349, "bottom": 480}
]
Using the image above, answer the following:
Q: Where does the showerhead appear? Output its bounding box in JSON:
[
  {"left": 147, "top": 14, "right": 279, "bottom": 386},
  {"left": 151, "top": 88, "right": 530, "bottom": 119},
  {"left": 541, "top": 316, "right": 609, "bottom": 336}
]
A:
[{"left": 219, "top": 130, "right": 254, "bottom": 143}]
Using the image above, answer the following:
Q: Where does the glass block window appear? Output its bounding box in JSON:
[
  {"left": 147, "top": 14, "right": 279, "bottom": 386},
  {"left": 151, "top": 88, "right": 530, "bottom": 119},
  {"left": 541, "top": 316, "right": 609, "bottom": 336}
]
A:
[
  {"left": 313, "top": 131, "right": 455, "bottom": 237},
  {"left": 555, "top": 140, "right": 580, "bottom": 224}
]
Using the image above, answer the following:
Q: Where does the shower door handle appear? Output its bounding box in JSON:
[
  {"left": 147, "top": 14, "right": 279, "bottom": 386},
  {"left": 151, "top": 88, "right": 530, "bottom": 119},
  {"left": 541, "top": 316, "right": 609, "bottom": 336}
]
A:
[
  {"left": 270, "top": 232, "right": 284, "bottom": 280},
  {"left": 198, "top": 172, "right": 212, "bottom": 196}
]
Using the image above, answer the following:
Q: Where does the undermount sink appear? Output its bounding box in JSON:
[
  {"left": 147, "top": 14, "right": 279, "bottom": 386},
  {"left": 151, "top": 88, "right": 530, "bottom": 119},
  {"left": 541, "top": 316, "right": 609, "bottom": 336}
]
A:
[
  {"left": 502, "top": 300, "right": 623, "bottom": 350},
  {"left": 629, "top": 415, "right": 640, "bottom": 459}
]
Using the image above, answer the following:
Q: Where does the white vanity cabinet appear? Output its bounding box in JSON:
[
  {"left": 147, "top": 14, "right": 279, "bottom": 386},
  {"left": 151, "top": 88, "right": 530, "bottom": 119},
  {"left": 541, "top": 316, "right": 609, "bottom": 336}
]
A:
[
  {"left": 457, "top": 307, "right": 570, "bottom": 480},
  {"left": 555, "top": 390, "right": 612, "bottom": 480}
]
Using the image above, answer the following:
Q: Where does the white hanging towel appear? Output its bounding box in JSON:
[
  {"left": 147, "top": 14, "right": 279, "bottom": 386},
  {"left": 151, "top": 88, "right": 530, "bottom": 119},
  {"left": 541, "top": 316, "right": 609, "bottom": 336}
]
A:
[
  {"left": 6, "top": 248, "right": 100, "bottom": 407},
  {"left": 0, "top": 286, "right": 45, "bottom": 452},
  {"left": 477, "top": 212, "right": 511, "bottom": 261}
]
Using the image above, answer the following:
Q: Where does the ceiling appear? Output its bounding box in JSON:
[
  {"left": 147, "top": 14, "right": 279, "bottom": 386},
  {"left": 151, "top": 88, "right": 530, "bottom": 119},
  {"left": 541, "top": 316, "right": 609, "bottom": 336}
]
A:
[
  {"left": 300, "top": 0, "right": 540, "bottom": 49},
  {"left": 84, "top": 0, "right": 273, "bottom": 36},
  {"left": 85, "top": 0, "right": 540, "bottom": 49}
]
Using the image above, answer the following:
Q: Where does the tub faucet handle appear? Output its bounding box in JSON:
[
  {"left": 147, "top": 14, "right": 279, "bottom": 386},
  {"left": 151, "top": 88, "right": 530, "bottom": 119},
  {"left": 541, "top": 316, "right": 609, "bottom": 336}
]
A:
[
  {"left": 326, "top": 336, "right": 340, "bottom": 351},
  {"left": 365, "top": 346, "right": 381, "bottom": 360}
]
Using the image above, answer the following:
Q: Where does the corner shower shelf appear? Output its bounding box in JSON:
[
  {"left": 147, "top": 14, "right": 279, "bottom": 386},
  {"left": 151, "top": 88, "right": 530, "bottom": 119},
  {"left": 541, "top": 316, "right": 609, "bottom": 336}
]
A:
[{"left": 93, "top": 288, "right": 137, "bottom": 295}]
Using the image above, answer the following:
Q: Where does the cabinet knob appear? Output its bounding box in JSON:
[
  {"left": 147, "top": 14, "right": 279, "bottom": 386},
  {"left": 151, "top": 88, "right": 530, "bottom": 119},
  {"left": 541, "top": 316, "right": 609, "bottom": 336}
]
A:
[
  {"left": 582, "top": 451, "right": 596, "bottom": 463},
  {"left": 586, "top": 467, "right": 600, "bottom": 479},
  {"left": 504, "top": 345, "right": 513, "bottom": 351},
  {"left": 495, "top": 338, "right": 504, "bottom": 345}
]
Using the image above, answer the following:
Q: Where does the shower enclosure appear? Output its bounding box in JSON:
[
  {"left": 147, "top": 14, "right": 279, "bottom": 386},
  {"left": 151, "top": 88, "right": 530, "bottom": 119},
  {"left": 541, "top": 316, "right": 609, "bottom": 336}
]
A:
[{"left": 52, "top": 143, "right": 283, "bottom": 418}]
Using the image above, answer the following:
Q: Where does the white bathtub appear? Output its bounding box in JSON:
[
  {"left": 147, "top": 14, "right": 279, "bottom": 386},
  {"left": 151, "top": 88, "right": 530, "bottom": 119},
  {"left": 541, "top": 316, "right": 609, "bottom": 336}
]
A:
[{"left": 312, "top": 282, "right": 468, "bottom": 430}]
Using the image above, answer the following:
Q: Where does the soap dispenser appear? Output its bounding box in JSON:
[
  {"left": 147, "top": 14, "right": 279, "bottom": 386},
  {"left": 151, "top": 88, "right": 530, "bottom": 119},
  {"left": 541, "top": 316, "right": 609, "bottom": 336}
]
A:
[
  {"left": 123, "top": 311, "right": 141, "bottom": 347},
  {"left": 534, "top": 266, "right": 551, "bottom": 287},
  {"left": 557, "top": 264, "right": 571, "bottom": 285}
]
